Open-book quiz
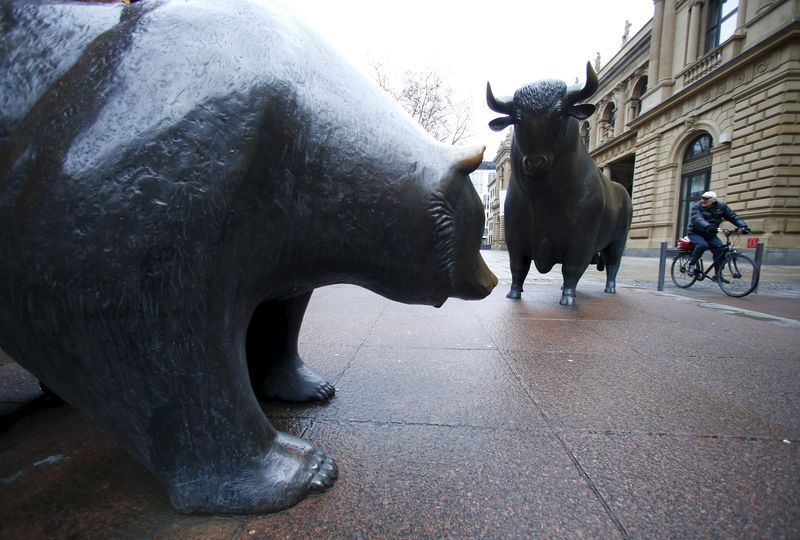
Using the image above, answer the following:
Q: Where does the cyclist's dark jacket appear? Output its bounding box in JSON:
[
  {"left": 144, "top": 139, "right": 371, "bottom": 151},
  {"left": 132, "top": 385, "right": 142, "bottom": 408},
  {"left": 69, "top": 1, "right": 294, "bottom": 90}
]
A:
[{"left": 687, "top": 200, "right": 747, "bottom": 239}]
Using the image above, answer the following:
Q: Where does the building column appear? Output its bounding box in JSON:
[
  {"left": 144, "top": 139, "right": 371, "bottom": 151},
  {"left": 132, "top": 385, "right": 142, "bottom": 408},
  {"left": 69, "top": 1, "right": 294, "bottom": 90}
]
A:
[
  {"left": 593, "top": 115, "right": 603, "bottom": 146},
  {"left": 658, "top": 0, "right": 676, "bottom": 83},
  {"left": 614, "top": 93, "right": 625, "bottom": 137},
  {"left": 647, "top": 0, "right": 665, "bottom": 84},
  {"left": 686, "top": 0, "right": 704, "bottom": 64},
  {"left": 736, "top": 0, "right": 749, "bottom": 32},
  {"left": 732, "top": 0, "right": 749, "bottom": 54},
  {"left": 626, "top": 98, "right": 639, "bottom": 128}
]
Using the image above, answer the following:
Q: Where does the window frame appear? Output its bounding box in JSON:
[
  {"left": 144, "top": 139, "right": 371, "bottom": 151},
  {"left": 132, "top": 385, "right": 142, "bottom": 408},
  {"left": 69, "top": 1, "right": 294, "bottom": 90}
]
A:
[{"left": 705, "top": 0, "right": 738, "bottom": 53}]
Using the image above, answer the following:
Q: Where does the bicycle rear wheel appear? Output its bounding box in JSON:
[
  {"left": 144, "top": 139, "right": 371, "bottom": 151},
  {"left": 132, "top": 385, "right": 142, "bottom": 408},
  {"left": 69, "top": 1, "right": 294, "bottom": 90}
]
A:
[
  {"left": 718, "top": 253, "right": 758, "bottom": 297},
  {"left": 670, "top": 254, "right": 697, "bottom": 288}
]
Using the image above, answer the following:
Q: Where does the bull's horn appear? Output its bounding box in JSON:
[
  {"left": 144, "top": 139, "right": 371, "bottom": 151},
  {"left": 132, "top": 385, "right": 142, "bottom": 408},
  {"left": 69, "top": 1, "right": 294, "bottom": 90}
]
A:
[
  {"left": 455, "top": 144, "right": 485, "bottom": 173},
  {"left": 486, "top": 82, "right": 514, "bottom": 115},
  {"left": 566, "top": 61, "right": 598, "bottom": 104}
]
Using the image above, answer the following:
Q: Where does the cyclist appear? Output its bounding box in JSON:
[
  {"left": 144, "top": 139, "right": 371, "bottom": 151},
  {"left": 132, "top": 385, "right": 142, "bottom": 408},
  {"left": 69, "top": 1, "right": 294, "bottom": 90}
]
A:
[{"left": 686, "top": 191, "right": 751, "bottom": 281}]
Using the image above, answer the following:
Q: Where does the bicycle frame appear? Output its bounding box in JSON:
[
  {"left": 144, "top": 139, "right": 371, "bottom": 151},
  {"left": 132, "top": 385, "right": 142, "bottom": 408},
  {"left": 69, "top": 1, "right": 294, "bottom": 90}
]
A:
[{"left": 689, "top": 239, "right": 735, "bottom": 282}]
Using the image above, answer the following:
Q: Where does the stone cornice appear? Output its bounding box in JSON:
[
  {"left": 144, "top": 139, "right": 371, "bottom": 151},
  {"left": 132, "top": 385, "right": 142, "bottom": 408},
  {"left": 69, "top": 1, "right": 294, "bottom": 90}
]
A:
[{"left": 628, "top": 21, "right": 800, "bottom": 132}]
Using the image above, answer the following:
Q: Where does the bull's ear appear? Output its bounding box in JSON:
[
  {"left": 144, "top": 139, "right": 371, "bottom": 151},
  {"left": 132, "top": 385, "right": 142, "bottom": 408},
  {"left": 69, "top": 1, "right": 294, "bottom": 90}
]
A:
[
  {"left": 568, "top": 103, "right": 595, "bottom": 120},
  {"left": 488, "top": 116, "right": 514, "bottom": 132}
]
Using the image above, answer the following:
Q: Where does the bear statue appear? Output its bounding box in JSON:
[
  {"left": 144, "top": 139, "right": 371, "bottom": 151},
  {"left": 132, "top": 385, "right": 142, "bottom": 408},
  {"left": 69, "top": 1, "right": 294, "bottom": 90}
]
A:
[{"left": 0, "top": 0, "right": 497, "bottom": 513}]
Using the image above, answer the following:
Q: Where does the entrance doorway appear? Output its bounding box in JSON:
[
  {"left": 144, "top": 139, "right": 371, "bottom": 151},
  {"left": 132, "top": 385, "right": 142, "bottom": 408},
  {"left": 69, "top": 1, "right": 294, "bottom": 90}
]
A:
[
  {"left": 607, "top": 154, "right": 635, "bottom": 197},
  {"left": 677, "top": 133, "right": 713, "bottom": 237}
]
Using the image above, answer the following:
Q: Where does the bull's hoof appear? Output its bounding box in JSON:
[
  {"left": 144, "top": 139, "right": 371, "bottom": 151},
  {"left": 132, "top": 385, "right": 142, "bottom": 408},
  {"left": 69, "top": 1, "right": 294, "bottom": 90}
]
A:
[
  {"left": 559, "top": 289, "right": 576, "bottom": 306},
  {"left": 506, "top": 287, "right": 522, "bottom": 300}
]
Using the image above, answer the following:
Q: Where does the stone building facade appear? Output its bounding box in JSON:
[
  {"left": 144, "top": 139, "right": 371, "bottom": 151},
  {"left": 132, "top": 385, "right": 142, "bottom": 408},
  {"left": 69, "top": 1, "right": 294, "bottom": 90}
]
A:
[
  {"left": 492, "top": 0, "right": 799, "bottom": 263},
  {"left": 488, "top": 130, "right": 513, "bottom": 249},
  {"left": 468, "top": 161, "right": 496, "bottom": 247}
]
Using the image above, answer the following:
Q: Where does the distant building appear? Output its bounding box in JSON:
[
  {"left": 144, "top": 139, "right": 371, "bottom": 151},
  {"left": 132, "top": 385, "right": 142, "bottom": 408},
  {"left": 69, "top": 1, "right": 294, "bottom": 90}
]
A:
[
  {"left": 488, "top": 130, "right": 513, "bottom": 249},
  {"left": 469, "top": 161, "right": 496, "bottom": 246},
  {"left": 494, "top": 0, "right": 800, "bottom": 263}
]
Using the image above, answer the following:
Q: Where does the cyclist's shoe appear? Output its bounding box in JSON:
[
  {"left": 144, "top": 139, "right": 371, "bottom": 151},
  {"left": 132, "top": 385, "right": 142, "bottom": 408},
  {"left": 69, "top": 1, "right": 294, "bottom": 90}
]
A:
[
  {"left": 711, "top": 275, "right": 730, "bottom": 284},
  {"left": 685, "top": 266, "right": 696, "bottom": 277}
]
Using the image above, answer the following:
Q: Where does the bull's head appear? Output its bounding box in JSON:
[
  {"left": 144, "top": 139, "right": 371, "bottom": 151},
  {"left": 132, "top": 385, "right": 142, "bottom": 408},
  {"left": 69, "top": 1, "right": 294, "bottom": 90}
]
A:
[{"left": 487, "top": 62, "right": 598, "bottom": 176}]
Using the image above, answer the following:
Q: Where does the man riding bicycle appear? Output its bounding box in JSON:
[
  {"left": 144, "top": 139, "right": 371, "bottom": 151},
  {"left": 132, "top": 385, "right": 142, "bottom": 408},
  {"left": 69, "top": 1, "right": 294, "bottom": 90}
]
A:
[{"left": 686, "top": 191, "right": 751, "bottom": 282}]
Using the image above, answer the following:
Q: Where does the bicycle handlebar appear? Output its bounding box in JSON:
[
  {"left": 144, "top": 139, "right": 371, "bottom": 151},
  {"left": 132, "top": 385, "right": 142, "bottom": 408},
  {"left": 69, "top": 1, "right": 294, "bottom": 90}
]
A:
[{"left": 718, "top": 227, "right": 746, "bottom": 235}]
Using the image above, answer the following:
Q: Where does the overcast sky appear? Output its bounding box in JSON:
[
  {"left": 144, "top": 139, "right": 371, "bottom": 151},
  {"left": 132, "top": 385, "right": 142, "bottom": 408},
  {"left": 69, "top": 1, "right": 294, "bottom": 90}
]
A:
[{"left": 285, "top": 0, "right": 654, "bottom": 158}]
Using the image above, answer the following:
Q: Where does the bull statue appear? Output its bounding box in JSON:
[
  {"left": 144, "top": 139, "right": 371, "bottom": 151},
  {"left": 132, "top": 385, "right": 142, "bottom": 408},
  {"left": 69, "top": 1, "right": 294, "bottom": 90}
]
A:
[
  {"left": 486, "top": 63, "right": 632, "bottom": 306},
  {"left": 0, "top": 0, "right": 497, "bottom": 514}
]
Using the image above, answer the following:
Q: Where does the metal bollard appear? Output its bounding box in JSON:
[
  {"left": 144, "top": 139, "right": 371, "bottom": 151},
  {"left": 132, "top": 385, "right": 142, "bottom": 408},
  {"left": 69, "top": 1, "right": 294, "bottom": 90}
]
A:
[
  {"left": 657, "top": 241, "right": 667, "bottom": 291},
  {"left": 753, "top": 241, "right": 764, "bottom": 293}
]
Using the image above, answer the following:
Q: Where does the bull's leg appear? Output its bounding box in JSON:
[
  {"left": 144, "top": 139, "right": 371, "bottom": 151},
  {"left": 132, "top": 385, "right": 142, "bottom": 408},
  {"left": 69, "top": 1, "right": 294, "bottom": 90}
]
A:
[
  {"left": 601, "top": 240, "right": 626, "bottom": 294},
  {"left": 246, "top": 292, "right": 335, "bottom": 403},
  {"left": 507, "top": 253, "right": 531, "bottom": 300},
  {"left": 559, "top": 262, "right": 589, "bottom": 306}
]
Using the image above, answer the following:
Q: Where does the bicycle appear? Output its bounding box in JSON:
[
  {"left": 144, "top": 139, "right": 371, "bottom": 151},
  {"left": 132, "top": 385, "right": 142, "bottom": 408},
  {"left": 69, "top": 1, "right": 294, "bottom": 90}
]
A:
[{"left": 670, "top": 228, "right": 760, "bottom": 297}]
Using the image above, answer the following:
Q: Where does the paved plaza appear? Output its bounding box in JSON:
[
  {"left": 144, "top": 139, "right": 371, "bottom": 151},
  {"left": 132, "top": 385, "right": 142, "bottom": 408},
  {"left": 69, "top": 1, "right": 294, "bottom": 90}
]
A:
[{"left": 1, "top": 250, "right": 799, "bottom": 538}]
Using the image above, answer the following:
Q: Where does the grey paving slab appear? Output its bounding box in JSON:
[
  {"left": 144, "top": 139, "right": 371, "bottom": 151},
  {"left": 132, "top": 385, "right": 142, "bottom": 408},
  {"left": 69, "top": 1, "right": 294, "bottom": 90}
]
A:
[
  {"left": 504, "top": 349, "right": 790, "bottom": 439},
  {"left": 365, "top": 310, "right": 496, "bottom": 349},
  {"left": 240, "top": 421, "right": 623, "bottom": 539},
  {"left": 562, "top": 432, "right": 800, "bottom": 538},
  {"left": 298, "top": 294, "right": 386, "bottom": 348},
  {"left": 665, "top": 355, "right": 800, "bottom": 436},
  {"left": 631, "top": 288, "right": 800, "bottom": 332},
  {"left": 481, "top": 317, "right": 624, "bottom": 355},
  {"left": 314, "top": 346, "right": 546, "bottom": 430},
  {"left": 590, "top": 319, "right": 773, "bottom": 359}
]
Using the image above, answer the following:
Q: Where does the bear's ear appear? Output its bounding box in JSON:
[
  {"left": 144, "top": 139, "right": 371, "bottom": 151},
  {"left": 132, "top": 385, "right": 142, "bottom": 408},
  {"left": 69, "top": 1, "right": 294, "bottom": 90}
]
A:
[
  {"left": 568, "top": 103, "right": 595, "bottom": 120},
  {"left": 488, "top": 116, "right": 514, "bottom": 132},
  {"left": 454, "top": 144, "right": 485, "bottom": 173}
]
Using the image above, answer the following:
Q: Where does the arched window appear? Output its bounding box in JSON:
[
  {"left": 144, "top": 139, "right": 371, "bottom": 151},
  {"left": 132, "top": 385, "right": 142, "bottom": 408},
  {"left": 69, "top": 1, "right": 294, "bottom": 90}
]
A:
[
  {"left": 633, "top": 76, "right": 648, "bottom": 117},
  {"left": 677, "top": 133, "right": 713, "bottom": 236},
  {"left": 600, "top": 102, "right": 616, "bottom": 140}
]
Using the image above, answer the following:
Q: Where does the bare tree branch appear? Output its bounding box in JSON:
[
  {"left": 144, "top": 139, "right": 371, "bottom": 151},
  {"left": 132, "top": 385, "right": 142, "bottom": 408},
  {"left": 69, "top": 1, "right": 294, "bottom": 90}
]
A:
[{"left": 370, "top": 62, "right": 472, "bottom": 145}]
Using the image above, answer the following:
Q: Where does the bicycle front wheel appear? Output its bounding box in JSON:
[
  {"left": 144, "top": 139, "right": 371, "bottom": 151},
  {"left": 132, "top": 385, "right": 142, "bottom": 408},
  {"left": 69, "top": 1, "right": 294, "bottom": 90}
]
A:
[
  {"left": 718, "top": 253, "right": 759, "bottom": 297},
  {"left": 671, "top": 254, "right": 697, "bottom": 288}
]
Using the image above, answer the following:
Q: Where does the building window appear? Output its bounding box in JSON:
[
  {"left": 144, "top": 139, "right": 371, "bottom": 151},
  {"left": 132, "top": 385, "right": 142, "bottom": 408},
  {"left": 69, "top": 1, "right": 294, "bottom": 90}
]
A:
[
  {"left": 705, "top": 0, "right": 738, "bottom": 53},
  {"left": 601, "top": 102, "right": 616, "bottom": 139},
  {"left": 581, "top": 121, "right": 591, "bottom": 148},
  {"left": 633, "top": 76, "right": 648, "bottom": 117},
  {"left": 677, "top": 133, "right": 713, "bottom": 236}
]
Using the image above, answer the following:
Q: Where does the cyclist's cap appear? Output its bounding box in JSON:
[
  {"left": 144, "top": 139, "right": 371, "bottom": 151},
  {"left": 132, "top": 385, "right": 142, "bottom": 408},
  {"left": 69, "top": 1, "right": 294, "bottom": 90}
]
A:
[{"left": 701, "top": 191, "right": 717, "bottom": 199}]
